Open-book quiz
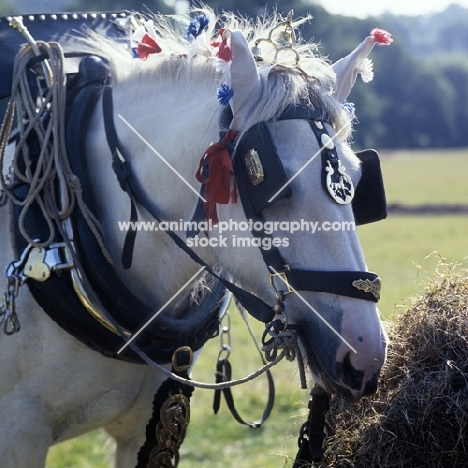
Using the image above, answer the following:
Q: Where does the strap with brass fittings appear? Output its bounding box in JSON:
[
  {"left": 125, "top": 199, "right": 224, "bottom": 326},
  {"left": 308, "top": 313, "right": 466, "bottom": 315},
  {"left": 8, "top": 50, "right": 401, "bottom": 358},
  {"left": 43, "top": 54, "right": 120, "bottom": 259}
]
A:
[
  {"left": 269, "top": 264, "right": 293, "bottom": 294},
  {"left": 136, "top": 347, "right": 194, "bottom": 468},
  {"left": 147, "top": 391, "right": 191, "bottom": 468}
]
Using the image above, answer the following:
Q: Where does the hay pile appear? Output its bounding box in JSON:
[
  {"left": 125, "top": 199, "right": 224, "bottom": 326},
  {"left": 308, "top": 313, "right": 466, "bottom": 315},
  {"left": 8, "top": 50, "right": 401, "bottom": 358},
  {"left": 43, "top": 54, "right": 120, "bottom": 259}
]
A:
[{"left": 322, "top": 264, "right": 468, "bottom": 468}]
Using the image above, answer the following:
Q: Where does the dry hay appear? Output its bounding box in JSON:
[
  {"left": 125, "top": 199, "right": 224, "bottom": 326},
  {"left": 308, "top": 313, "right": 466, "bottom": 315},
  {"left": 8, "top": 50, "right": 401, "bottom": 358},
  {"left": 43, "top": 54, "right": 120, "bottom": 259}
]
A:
[{"left": 322, "top": 262, "right": 468, "bottom": 468}]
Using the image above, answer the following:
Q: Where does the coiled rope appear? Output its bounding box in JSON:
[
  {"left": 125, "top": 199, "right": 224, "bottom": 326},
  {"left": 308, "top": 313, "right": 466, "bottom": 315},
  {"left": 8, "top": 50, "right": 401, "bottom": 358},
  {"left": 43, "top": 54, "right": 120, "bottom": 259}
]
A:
[{"left": 0, "top": 41, "right": 113, "bottom": 264}]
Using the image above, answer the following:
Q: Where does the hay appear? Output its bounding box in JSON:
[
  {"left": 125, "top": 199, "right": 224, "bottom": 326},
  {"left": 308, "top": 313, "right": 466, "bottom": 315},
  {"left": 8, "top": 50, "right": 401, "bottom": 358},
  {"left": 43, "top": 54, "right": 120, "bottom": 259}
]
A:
[{"left": 322, "top": 262, "right": 468, "bottom": 468}]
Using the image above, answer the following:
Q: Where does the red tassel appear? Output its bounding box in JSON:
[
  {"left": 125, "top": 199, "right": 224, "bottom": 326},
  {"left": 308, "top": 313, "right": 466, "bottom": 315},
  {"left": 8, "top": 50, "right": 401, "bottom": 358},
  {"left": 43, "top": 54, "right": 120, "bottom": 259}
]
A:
[
  {"left": 210, "top": 29, "right": 226, "bottom": 48},
  {"left": 137, "top": 32, "right": 162, "bottom": 60},
  {"left": 216, "top": 36, "right": 233, "bottom": 62},
  {"left": 196, "top": 130, "right": 237, "bottom": 225},
  {"left": 370, "top": 28, "right": 393, "bottom": 45}
]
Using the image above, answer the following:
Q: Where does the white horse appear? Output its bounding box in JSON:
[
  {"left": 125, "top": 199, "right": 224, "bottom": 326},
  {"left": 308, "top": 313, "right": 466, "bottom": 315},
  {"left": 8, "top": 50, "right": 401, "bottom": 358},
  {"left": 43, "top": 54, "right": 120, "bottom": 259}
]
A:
[{"left": 0, "top": 9, "right": 388, "bottom": 467}]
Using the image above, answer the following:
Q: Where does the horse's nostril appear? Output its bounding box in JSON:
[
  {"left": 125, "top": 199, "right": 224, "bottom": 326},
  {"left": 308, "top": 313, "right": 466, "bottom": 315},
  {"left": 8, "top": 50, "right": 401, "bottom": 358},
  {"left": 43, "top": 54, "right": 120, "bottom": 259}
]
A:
[{"left": 341, "top": 352, "right": 364, "bottom": 391}]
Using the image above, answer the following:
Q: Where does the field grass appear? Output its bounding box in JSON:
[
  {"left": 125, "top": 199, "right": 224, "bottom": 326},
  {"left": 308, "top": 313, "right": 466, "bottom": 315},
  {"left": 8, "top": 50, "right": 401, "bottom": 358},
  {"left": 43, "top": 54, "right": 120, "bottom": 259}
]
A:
[{"left": 45, "top": 149, "right": 468, "bottom": 467}]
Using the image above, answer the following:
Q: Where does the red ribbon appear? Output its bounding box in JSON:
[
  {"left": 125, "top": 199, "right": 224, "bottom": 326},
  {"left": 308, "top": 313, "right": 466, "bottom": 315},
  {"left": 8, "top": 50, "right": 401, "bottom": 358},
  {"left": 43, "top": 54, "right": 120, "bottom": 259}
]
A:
[
  {"left": 136, "top": 33, "right": 162, "bottom": 60},
  {"left": 196, "top": 130, "right": 237, "bottom": 225}
]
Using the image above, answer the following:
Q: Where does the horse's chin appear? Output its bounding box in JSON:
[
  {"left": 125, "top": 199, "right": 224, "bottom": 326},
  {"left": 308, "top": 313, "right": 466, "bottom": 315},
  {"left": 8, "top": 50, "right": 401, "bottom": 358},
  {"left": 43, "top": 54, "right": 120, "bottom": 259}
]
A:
[
  {"left": 301, "top": 335, "right": 377, "bottom": 402},
  {"left": 310, "top": 373, "right": 366, "bottom": 402}
]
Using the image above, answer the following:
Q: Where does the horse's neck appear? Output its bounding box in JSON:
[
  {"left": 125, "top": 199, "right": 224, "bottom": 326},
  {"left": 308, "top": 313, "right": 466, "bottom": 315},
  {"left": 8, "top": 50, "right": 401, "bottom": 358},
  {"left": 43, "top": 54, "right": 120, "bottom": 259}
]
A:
[{"left": 85, "top": 62, "right": 220, "bottom": 306}]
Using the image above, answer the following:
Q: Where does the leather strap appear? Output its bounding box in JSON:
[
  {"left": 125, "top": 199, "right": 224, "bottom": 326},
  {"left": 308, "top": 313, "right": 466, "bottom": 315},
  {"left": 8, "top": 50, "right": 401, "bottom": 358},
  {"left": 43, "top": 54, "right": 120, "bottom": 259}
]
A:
[
  {"left": 102, "top": 84, "right": 138, "bottom": 269},
  {"left": 213, "top": 358, "right": 275, "bottom": 428},
  {"left": 293, "top": 385, "right": 330, "bottom": 466}
]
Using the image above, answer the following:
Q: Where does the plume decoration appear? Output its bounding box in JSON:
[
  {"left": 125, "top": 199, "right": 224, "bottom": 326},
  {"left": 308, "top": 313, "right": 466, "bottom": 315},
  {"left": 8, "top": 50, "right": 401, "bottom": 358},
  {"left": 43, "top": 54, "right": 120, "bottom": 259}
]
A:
[
  {"left": 217, "top": 83, "right": 234, "bottom": 106},
  {"left": 186, "top": 14, "right": 211, "bottom": 57},
  {"left": 196, "top": 130, "right": 238, "bottom": 225},
  {"left": 186, "top": 14, "right": 210, "bottom": 41},
  {"left": 342, "top": 101, "right": 356, "bottom": 118},
  {"left": 131, "top": 20, "right": 162, "bottom": 60},
  {"left": 371, "top": 28, "right": 393, "bottom": 45},
  {"left": 358, "top": 57, "right": 374, "bottom": 83}
]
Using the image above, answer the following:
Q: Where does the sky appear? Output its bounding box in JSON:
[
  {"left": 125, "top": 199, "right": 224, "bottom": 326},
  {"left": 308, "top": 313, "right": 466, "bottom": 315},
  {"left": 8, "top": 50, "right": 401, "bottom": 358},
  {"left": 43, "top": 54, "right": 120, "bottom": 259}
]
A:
[{"left": 317, "top": 0, "right": 468, "bottom": 18}]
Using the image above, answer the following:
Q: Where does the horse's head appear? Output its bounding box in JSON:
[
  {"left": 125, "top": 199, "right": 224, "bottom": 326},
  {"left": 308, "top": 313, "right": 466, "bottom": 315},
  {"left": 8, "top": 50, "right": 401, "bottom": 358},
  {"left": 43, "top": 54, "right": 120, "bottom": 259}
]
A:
[{"left": 208, "top": 30, "right": 388, "bottom": 401}]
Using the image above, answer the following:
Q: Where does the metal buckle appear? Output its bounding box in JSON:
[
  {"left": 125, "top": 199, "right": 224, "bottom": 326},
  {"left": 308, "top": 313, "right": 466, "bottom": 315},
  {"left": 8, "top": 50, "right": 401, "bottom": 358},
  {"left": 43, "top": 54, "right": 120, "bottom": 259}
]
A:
[
  {"left": 172, "top": 346, "right": 193, "bottom": 374},
  {"left": 269, "top": 265, "right": 293, "bottom": 294}
]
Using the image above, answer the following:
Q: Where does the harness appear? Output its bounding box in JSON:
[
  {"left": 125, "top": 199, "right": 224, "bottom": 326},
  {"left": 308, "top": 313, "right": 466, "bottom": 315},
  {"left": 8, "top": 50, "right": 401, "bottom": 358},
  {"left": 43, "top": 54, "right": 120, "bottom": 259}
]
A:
[{"left": 0, "top": 12, "right": 388, "bottom": 467}]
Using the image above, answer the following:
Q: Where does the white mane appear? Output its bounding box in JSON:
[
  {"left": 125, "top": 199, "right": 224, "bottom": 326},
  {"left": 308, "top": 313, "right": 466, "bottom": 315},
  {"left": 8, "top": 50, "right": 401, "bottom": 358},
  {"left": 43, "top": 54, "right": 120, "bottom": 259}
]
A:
[{"left": 75, "top": 7, "right": 351, "bottom": 140}]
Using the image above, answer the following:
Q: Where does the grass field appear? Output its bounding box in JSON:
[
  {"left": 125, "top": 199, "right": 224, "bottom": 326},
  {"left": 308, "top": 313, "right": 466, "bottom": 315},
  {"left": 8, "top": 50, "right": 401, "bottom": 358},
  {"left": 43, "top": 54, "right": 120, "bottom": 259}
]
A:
[{"left": 45, "top": 149, "right": 468, "bottom": 467}]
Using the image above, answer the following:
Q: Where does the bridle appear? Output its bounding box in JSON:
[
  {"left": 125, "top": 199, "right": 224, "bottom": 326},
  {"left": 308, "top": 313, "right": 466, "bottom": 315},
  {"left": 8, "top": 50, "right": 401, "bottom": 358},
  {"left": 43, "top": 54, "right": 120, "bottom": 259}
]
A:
[
  {"left": 234, "top": 104, "right": 384, "bottom": 300},
  {"left": 105, "top": 94, "right": 383, "bottom": 331}
]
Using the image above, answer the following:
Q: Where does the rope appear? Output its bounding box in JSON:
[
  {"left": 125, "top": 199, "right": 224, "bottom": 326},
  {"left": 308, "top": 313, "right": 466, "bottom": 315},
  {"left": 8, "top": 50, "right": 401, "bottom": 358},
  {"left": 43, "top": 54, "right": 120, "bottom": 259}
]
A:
[
  {"left": 124, "top": 327, "right": 300, "bottom": 390},
  {"left": 0, "top": 41, "right": 113, "bottom": 264},
  {"left": 262, "top": 326, "right": 308, "bottom": 389}
]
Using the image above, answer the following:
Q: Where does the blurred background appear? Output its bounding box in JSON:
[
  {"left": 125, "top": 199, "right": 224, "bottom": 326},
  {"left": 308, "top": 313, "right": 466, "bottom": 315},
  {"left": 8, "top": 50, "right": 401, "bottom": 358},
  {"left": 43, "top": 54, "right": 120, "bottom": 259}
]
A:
[{"left": 2, "top": 0, "right": 468, "bottom": 150}]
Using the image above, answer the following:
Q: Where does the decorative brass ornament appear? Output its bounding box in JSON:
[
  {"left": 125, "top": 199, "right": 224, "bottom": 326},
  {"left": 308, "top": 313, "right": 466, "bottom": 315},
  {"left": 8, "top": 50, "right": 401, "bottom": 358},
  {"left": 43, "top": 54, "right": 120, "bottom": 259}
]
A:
[
  {"left": 325, "top": 160, "right": 354, "bottom": 205},
  {"left": 147, "top": 391, "right": 191, "bottom": 468},
  {"left": 352, "top": 277, "right": 381, "bottom": 301},
  {"left": 245, "top": 149, "right": 264, "bottom": 185},
  {"left": 250, "top": 10, "right": 300, "bottom": 66}
]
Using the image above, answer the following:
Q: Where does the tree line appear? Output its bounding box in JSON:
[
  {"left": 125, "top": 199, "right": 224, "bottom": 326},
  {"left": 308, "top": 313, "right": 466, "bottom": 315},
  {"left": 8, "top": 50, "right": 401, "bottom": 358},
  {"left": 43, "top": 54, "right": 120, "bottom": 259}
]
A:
[{"left": 2, "top": 0, "right": 468, "bottom": 150}]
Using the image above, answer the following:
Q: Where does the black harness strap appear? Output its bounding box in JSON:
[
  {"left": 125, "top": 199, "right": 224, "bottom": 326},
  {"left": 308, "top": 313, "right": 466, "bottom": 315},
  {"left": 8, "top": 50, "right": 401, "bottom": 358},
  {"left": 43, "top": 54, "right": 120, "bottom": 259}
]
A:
[
  {"left": 102, "top": 80, "right": 139, "bottom": 269},
  {"left": 293, "top": 385, "right": 331, "bottom": 467},
  {"left": 213, "top": 357, "right": 275, "bottom": 428}
]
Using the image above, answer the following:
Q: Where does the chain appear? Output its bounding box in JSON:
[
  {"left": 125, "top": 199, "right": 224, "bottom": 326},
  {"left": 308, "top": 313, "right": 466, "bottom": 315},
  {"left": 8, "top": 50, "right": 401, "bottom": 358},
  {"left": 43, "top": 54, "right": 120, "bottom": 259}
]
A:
[
  {"left": 0, "top": 276, "right": 22, "bottom": 335},
  {"left": 217, "top": 309, "right": 231, "bottom": 362},
  {"left": 0, "top": 166, "right": 13, "bottom": 207},
  {"left": 0, "top": 245, "right": 33, "bottom": 335}
]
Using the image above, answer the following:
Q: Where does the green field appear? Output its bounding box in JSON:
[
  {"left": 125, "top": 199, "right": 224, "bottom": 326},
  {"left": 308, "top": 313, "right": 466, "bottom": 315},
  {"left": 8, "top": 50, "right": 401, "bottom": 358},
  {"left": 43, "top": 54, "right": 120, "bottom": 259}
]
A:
[{"left": 45, "top": 149, "right": 468, "bottom": 467}]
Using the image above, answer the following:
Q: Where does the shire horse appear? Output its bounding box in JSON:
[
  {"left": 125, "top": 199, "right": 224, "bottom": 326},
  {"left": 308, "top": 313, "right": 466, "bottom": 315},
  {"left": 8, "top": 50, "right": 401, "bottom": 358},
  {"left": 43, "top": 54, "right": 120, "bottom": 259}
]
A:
[{"left": 0, "top": 8, "right": 390, "bottom": 467}]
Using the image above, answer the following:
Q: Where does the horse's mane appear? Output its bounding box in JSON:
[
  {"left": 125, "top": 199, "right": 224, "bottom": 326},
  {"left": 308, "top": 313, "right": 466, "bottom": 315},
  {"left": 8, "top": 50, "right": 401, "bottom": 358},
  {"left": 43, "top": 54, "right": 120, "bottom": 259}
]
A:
[{"left": 74, "top": 7, "right": 351, "bottom": 139}]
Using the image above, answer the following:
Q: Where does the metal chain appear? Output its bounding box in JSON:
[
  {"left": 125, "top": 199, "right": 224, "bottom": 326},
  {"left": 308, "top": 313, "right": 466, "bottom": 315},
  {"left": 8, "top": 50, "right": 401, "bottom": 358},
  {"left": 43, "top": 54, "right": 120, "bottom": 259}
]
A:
[
  {"left": 0, "top": 276, "right": 22, "bottom": 335},
  {"left": 0, "top": 244, "right": 35, "bottom": 335},
  {"left": 0, "top": 166, "right": 13, "bottom": 207},
  {"left": 217, "top": 309, "right": 231, "bottom": 363}
]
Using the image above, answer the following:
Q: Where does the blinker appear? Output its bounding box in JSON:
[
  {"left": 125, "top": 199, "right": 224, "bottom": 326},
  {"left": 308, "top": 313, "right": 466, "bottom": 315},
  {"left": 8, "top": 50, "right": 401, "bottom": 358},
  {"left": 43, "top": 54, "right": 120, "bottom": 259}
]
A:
[
  {"left": 230, "top": 105, "right": 387, "bottom": 226},
  {"left": 234, "top": 121, "right": 292, "bottom": 214}
]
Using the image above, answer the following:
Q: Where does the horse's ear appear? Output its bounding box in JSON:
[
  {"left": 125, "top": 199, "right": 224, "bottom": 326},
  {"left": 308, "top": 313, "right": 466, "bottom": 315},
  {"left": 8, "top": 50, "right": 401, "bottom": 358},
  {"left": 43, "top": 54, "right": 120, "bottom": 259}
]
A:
[
  {"left": 228, "top": 30, "right": 262, "bottom": 132},
  {"left": 332, "top": 29, "right": 392, "bottom": 103}
]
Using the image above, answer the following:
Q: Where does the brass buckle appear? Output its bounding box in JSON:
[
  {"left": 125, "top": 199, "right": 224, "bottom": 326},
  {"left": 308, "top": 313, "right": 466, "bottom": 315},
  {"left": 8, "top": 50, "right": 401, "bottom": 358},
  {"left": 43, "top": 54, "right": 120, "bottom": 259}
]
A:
[
  {"left": 269, "top": 265, "right": 293, "bottom": 294},
  {"left": 172, "top": 346, "right": 193, "bottom": 373}
]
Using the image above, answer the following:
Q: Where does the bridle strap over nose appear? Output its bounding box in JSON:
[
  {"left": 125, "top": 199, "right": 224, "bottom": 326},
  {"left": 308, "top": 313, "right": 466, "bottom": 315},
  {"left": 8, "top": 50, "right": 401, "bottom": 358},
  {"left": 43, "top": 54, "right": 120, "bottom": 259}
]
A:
[{"left": 271, "top": 268, "right": 381, "bottom": 303}]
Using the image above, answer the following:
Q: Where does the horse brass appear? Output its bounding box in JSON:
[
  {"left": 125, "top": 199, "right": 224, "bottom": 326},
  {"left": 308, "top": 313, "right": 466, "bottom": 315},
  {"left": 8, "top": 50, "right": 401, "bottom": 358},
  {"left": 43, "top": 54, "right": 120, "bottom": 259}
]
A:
[
  {"left": 245, "top": 149, "right": 264, "bottom": 185},
  {"left": 352, "top": 277, "right": 381, "bottom": 301}
]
